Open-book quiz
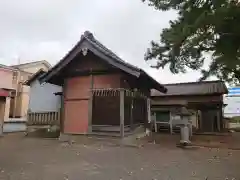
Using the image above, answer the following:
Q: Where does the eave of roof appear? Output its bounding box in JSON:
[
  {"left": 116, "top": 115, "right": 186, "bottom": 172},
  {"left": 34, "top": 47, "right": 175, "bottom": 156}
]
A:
[
  {"left": 162, "top": 80, "right": 225, "bottom": 86},
  {"left": 140, "top": 70, "right": 167, "bottom": 93},
  {"left": 84, "top": 32, "right": 140, "bottom": 72},
  {"left": 151, "top": 80, "right": 228, "bottom": 97},
  {"left": 0, "top": 64, "right": 35, "bottom": 75},
  {"left": 11, "top": 60, "right": 51, "bottom": 69},
  {"left": 0, "top": 64, "right": 17, "bottom": 72},
  {"left": 41, "top": 33, "right": 140, "bottom": 82},
  {"left": 25, "top": 69, "right": 46, "bottom": 86},
  {"left": 40, "top": 31, "right": 167, "bottom": 93}
]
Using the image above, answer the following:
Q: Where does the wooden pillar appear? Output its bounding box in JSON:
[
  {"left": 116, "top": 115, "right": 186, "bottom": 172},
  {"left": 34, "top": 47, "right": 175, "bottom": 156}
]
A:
[
  {"left": 120, "top": 89, "right": 125, "bottom": 138},
  {"left": 199, "top": 110, "right": 202, "bottom": 131},
  {"left": 130, "top": 98, "right": 133, "bottom": 130},
  {"left": 217, "top": 108, "right": 221, "bottom": 132},
  {"left": 0, "top": 100, "right": 4, "bottom": 136},
  {"left": 169, "top": 111, "right": 173, "bottom": 134},
  {"left": 88, "top": 73, "right": 94, "bottom": 133},
  {"left": 220, "top": 105, "right": 224, "bottom": 130},
  {"left": 147, "top": 98, "right": 151, "bottom": 123},
  {"left": 60, "top": 80, "right": 66, "bottom": 133},
  {"left": 60, "top": 94, "right": 64, "bottom": 132},
  {"left": 196, "top": 110, "right": 199, "bottom": 130}
]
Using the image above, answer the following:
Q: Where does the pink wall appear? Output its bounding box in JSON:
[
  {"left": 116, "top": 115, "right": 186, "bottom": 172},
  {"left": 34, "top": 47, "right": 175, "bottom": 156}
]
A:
[
  {"left": 0, "top": 68, "right": 13, "bottom": 89},
  {"left": 64, "top": 74, "right": 122, "bottom": 134},
  {"left": 62, "top": 53, "right": 126, "bottom": 134},
  {"left": 93, "top": 74, "right": 121, "bottom": 88},
  {"left": 65, "top": 76, "right": 90, "bottom": 100},
  {"left": 64, "top": 76, "right": 90, "bottom": 134}
]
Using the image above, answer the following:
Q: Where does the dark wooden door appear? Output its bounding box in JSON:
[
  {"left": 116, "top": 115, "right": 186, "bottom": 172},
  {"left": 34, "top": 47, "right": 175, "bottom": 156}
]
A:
[{"left": 201, "top": 110, "right": 216, "bottom": 132}]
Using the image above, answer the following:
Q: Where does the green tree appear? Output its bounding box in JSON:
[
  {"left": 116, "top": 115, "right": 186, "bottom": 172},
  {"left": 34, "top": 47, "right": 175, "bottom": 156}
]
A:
[{"left": 143, "top": 0, "right": 240, "bottom": 83}]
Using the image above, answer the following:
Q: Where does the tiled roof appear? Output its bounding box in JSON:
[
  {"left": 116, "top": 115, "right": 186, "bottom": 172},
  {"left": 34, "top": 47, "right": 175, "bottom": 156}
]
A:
[
  {"left": 151, "top": 80, "right": 228, "bottom": 96},
  {"left": 40, "top": 31, "right": 167, "bottom": 93},
  {"left": 83, "top": 31, "right": 140, "bottom": 71}
]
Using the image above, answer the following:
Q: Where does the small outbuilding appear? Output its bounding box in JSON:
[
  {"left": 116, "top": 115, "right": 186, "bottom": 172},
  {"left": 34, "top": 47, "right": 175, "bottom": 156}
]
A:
[
  {"left": 40, "top": 31, "right": 167, "bottom": 136},
  {"left": 25, "top": 69, "right": 62, "bottom": 113},
  {"left": 151, "top": 81, "right": 228, "bottom": 132}
]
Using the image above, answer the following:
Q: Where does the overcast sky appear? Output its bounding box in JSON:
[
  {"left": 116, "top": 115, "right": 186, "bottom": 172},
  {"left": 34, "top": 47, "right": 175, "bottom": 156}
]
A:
[{"left": 0, "top": 0, "right": 214, "bottom": 84}]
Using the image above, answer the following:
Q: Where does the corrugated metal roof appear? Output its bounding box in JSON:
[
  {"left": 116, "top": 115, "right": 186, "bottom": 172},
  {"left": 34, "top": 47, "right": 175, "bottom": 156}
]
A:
[{"left": 151, "top": 80, "right": 228, "bottom": 96}]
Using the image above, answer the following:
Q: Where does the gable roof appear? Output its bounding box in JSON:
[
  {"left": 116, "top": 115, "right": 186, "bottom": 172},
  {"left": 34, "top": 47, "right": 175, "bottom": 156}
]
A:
[
  {"left": 0, "top": 64, "right": 37, "bottom": 75},
  {"left": 25, "top": 69, "right": 46, "bottom": 86},
  {"left": 41, "top": 31, "right": 167, "bottom": 93},
  {"left": 151, "top": 80, "right": 228, "bottom": 97},
  {"left": 11, "top": 60, "right": 51, "bottom": 69}
]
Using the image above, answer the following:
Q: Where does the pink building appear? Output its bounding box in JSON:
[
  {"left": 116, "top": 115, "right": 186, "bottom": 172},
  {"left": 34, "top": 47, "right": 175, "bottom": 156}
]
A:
[{"left": 0, "top": 65, "right": 15, "bottom": 127}]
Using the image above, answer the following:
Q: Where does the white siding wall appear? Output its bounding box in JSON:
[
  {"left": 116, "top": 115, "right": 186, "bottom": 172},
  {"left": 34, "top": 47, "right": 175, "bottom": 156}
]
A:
[
  {"left": 28, "top": 80, "right": 62, "bottom": 112},
  {"left": 224, "top": 96, "right": 240, "bottom": 117}
]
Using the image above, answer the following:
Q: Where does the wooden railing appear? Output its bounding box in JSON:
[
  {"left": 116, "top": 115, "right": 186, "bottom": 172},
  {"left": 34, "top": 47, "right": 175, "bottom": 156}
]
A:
[{"left": 27, "top": 111, "right": 60, "bottom": 126}]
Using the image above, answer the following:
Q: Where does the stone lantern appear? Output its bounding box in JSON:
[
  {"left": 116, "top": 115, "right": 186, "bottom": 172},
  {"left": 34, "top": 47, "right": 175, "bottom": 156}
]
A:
[{"left": 172, "top": 106, "right": 192, "bottom": 145}]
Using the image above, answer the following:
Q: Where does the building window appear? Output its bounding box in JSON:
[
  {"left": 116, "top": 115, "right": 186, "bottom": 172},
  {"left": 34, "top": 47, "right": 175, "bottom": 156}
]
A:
[
  {"left": 12, "top": 72, "right": 18, "bottom": 81},
  {"left": 13, "top": 75, "right": 17, "bottom": 81},
  {"left": 155, "top": 111, "right": 170, "bottom": 123}
]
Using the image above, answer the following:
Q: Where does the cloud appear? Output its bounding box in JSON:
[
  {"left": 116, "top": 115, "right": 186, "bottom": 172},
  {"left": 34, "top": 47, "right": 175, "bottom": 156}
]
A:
[{"left": 0, "top": 0, "right": 211, "bottom": 83}]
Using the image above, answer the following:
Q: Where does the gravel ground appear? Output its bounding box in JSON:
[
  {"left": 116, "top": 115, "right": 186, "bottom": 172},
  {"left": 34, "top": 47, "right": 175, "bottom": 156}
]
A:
[{"left": 0, "top": 133, "right": 239, "bottom": 180}]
